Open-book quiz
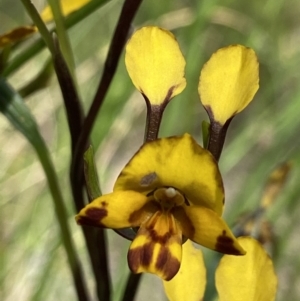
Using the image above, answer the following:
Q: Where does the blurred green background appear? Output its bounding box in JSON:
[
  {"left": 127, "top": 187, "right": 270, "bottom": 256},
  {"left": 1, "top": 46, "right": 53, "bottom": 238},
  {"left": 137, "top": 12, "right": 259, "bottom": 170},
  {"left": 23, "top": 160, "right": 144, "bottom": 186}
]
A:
[{"left": 1, "top": 0, "right": 300, "bottom": 300}]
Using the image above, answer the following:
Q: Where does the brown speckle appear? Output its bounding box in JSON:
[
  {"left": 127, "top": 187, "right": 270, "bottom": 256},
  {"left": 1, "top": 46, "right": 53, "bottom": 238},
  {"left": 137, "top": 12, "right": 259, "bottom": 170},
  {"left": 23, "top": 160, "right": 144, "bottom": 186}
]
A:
[{"left": 101, "top": 201, "right": 108, "bottom": 207}]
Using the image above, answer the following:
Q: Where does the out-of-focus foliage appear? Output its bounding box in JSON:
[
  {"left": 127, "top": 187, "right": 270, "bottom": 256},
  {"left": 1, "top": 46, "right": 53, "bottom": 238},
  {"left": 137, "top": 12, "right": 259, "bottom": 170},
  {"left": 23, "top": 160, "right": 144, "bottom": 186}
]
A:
[{"left": 1, "top": 0, "right": 300, "bottom": 300}]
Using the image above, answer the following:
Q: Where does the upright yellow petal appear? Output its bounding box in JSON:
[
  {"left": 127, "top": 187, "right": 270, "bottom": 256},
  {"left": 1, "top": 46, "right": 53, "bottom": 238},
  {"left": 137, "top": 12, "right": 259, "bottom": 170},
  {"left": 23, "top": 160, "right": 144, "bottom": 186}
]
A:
[
  {"left": 0, "top": 26, "right": 37, "bottom": 48},
  {"left": 199, "top": 45, "right": 259, "bottom": 125},
  {"left": 114, "top": 133, "right": 224, "bottom": 215},
  {"left": 75, "top": 190, "right": 152, "bottom": 228},
  {"left": 125, "top": 26, "right": 186, "bottom": 105},
  {"left": 128, "top": 211, "right": 182, "bottom": 280},
  {"left": 216, "top": 237, "right": 277, "bottom": 301},
  {"left": 163, "top": 240, "right": 206, "bottom": 301},
  {"left": 41, "top": 0, "right": 91, "bottom": 22},
  {"left": 174, "top": 206, "right": 245, "bottom": 255}
]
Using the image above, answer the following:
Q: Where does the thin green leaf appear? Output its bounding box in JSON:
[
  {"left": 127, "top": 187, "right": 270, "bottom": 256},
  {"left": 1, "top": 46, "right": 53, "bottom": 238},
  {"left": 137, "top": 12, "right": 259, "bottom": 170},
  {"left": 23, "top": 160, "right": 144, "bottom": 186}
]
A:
[
  {"left": 84, "top": 145, "right": 102, "bottom": 200},
  {"left": 18, "top": 58, "right": 53, "bottom": 97},
  {"left": 46, "top": 0, "right": 76, "bottom": 79},
  {"left": 0, "top": 78, "right": 90, "bottom": 301},
  {"left": 0, "top": 77, "right": 40, "bottom": 144}
]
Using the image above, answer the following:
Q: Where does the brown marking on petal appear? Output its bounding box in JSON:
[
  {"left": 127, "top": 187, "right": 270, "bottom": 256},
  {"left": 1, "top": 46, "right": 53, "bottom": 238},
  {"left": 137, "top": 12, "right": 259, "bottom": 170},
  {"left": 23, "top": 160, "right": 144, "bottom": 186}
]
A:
[
  {"left": 215, "top": 230, "right": 240, "bottom": 255},
  {"left": 128, "top": 201, "right": 159, "bottom": 225},
  {"left": 145, "top": 212, "right": 175, "bottom": 244},
  {"left": 128, "top": 242, "right": 154, "bottom": 273},
  {"left": 171, "top": 207, "right": 195, "bottom": 238},
  {"left": 76, "top": 207, "right": 107, "bottom": 227},
  {"left": 142, "top": 243, "right": 154, "bottom": 267},
  {"left": 76, "top": 215, "right": 98, "bottom": 226},
  {"left": 163, "top": 86, "right": 175, "bottom": 104},
  {"left": 86, "top": 207, "right": 107, "bottom": 220},
  {"left": 129, "top": 208, "right": 144, "bottom": 224},
  {"left": 101, "top": 201, "right": 108, "bottom": 207},
  {"left": 76, "top": 208, "right": 105, "bottom": 227},
  {"left": 140, "top": 172, "right": 157, "bottom": 187},
  {"left": 155, "top": 247, "right": 180, "bottom": 281},
  {"left": 149, "top": 228, "right": 172, "bottom": 245}
]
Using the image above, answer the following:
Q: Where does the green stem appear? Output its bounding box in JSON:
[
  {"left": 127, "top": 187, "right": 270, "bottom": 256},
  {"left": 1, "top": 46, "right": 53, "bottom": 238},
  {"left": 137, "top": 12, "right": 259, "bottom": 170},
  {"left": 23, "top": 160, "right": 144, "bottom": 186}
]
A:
[
  {"left": 20, "top": 0, "right": 55, "bottom": 53},
  {"left": 34, "top": 137, "right": 90, "bottom": 301},
  {"left": 18, "top": 58, "right": 53, "bottom": 97},
  {"left": 47, "top": 0, "right": 76, "bottom": 78}
]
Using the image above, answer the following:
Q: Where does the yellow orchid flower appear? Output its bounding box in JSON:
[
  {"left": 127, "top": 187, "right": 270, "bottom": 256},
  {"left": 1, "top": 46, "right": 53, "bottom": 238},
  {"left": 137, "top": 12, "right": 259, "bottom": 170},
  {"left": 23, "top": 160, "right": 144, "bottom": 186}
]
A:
[
  {"left": 164, "top": 237, "right": 277, "bottom": 301},
  {"left": 76, "top": 134, "right": 245, "bottom": 280}
]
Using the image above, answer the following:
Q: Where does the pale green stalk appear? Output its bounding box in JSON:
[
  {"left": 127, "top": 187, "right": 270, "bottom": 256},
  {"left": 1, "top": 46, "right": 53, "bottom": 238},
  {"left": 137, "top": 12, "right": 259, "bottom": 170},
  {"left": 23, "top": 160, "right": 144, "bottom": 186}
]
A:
[
  {"left": 20, "top": 0, "right": 55, "bottom": 53},
  {"left": 46, "top": 0, "right": 76, "bottom": 79}
]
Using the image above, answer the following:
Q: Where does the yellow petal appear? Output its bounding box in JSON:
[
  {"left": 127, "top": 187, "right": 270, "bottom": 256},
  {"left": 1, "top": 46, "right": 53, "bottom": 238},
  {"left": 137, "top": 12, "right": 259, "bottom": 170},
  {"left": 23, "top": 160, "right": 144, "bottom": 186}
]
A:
[
  {"left": 216, "top": 236, "right": 277, "bottom": 301},
  {"left": 114, "top": 133, "right": 224, "bottom": 215},
  {"left": 163, "top": 240, "right": 206, "bottom": 301},
  {"left": 41, "top": 0, "right": 91, "bottom": 22},
  {"left": 75, "top": 190, "right": 152, "bottom": 228},
  {"left": 0, "top": 26, "right": 37, "bottom": 48},
  {"left": 125, "top": 26, "right": 186, "bottom": 105},
  {"left": 128, "top": 211, "right": 182, "bottom": 280},
  {"left": 199, "top": 45, "right": 259, "bottom": 125},
  {"left": 173, "top": 206, "right": 245, "bottom": 255}
]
